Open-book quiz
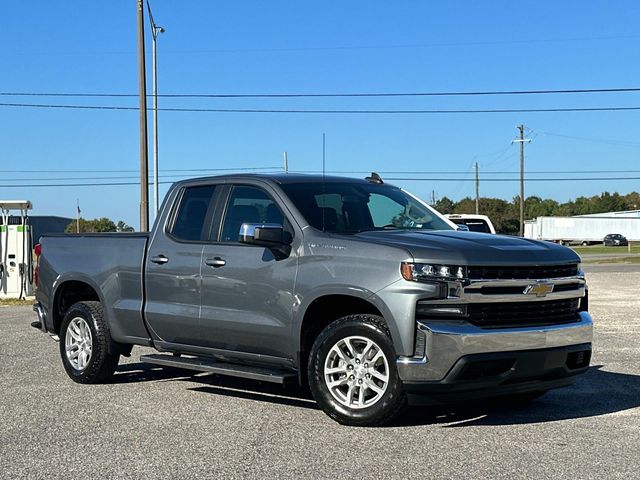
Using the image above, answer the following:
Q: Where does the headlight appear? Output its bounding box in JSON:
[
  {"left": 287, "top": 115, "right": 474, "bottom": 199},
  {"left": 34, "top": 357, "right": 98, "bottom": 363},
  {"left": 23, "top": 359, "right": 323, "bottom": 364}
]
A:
[{"left": 401, "top": 262, "right": 467, "bottom": 282}]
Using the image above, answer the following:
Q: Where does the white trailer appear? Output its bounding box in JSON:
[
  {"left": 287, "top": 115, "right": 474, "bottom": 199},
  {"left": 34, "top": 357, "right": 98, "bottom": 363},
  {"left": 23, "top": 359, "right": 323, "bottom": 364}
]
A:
[{"left": 524, "top": 216, "right": 640, "bottom": 245}]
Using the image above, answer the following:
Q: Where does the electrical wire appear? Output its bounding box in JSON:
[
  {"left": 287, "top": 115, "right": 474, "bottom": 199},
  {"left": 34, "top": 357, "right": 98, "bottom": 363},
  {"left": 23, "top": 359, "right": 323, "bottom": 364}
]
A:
[
  {"left": 385, "top": 177, "right": 640, "bottom": 182},
  {"left": 0, "top": 167, "right": 280, "bottom": 174},
  {"left": 2, "top": 87, "right": 640, "bottom": 98},
  {"left": 3, "top": 176, "right": 640, "bottom": 188},
  {"left": 537, "top": 130, "right": 640, "bottom": 147},
  {"left": 2, "top": 102, "right": 640, "bottom": 114},
  {"left": 2, "top": 169, "right": 640, "bottom": 176},
  {"left": 6, "top": 33, "right": 639, "bottom": 57}
]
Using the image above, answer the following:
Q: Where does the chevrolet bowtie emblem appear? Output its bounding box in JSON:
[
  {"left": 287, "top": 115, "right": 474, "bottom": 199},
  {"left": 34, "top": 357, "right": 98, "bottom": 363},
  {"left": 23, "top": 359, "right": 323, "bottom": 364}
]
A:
[{"left": 523, "top": 282, "right": 555, "bottom": 297}]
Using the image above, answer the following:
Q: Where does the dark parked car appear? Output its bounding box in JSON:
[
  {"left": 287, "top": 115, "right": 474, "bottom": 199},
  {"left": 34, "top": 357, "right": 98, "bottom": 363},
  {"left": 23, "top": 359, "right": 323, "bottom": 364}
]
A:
[{"left": 603, "top": 233, "right": 628, "bottom": 246}]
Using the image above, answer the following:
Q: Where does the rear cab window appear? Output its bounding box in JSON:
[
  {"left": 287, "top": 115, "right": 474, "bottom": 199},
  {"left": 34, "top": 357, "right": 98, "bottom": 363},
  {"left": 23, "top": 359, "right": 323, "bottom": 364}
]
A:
[
  {"left": 170, "top": 185, "right": 217, "bottom": 242},
  {"left": 459, "top": 219, "right": 491, "bottom": 233}
]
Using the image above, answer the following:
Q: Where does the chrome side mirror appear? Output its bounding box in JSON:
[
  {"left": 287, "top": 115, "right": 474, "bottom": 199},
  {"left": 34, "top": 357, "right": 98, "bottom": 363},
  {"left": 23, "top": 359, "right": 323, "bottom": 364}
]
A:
[{"left": 239, "top": 223, "right": 292, "bottom": 246}]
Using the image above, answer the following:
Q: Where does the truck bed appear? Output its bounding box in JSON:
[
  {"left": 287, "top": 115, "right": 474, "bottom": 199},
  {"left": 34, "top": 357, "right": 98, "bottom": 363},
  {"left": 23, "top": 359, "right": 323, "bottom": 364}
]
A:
[{"left": 37, "top": 233, "right": 150, "bottom": 344}]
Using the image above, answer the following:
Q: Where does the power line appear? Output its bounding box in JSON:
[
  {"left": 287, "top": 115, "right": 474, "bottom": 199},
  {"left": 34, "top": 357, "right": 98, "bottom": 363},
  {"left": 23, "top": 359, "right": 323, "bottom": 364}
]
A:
[
  {"left": 385, "top": 177, "right": 640, "bottom": 182},
  {"left": 1, "top": 168, "right": 639, "bottom": 175},
  {"left": 0, "top": 174, "right": 244, "bottom": 182},
  {"left": 160, "top": 34, "right": 640, "bottom": 53},
  {"left": 2, "top": 102, "right": 640, "bottom": 114},
  {"left": 5, "top": 33, "right": 639, "bottom": 57},
  {"left": 0, "top": 166, "right": 280, "bottom": 174},
  {"left": 3, "top": 176, "right": 640, "bottom": 188},
  {"left": 481, "top": 145, "right": 516, "bottom": 168},
  {"left": 2, "top": 87, "right": 640, "bottom": 98},
  {"left": 538, "top": 130, "right": 640, "bottom": 147},
  {"left": 0, "top": 181, "right": 176, "bottom": 188},
  {"left": 0, "top": 172, "right": 284, "bottom": 182}
]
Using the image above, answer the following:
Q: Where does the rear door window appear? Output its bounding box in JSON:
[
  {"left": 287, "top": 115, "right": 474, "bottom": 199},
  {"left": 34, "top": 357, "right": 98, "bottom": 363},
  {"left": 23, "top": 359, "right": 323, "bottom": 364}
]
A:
[{"left": 170, "top": 185, "right": 217, "bottom": 241}]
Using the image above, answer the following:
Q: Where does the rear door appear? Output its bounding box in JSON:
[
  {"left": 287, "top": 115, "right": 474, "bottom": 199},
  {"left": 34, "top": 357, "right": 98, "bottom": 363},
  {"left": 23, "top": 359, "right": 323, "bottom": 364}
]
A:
[
  {"left": 144, "top": 183, "right": 220, "bottom": 347},
  {"left": 200, "top": 183, "right": 298, "bottom": 359}
]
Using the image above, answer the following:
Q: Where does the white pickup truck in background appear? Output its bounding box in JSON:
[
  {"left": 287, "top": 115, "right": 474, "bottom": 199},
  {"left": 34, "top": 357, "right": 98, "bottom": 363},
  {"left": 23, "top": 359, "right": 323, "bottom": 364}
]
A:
[{"left": 446, "top": 214, "right": 497, "bottom": 234}]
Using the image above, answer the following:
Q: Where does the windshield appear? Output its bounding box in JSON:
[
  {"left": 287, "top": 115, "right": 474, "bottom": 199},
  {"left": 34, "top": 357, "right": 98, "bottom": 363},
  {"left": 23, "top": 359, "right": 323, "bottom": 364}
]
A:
[{"left": 280, "top": 182, "right": 453, "bottom": 233}]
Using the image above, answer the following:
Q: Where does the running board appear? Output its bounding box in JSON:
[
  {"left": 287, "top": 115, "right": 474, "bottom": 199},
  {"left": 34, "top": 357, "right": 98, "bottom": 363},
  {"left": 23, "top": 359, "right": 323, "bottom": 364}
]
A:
[{"left": 140, "top": 354, "right": 297, "bottom": 384}]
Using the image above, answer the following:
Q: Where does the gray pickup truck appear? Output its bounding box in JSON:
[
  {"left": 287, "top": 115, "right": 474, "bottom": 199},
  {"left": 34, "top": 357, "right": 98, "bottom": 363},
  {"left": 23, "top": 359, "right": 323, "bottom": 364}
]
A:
[{"left": 32, "top": 173, "right": 592, "bottom": 426}]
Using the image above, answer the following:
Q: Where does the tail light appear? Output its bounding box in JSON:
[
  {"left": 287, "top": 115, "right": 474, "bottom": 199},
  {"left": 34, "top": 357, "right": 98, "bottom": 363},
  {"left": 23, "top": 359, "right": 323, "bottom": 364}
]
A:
[{"left": 34, "top": 243, "right": 42, "bottom": 288}]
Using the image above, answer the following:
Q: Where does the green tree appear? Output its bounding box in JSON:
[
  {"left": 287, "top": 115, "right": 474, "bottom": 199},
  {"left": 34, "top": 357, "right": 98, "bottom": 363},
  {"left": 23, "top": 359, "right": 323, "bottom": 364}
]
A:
[
  {"left": 454, "top": 197, "right": 519, "bottom": 235},
  {"left": 65, "top": 217, "right": 117, "bottom": 233},
  {"left": 430, "top": 189, "right": 639, "bottom": 236},
  {"left": 623, "top": 192, "right": 640, "bottom": 210},
  {"left": 525, "top": 196, "right": 559, "bottom": 218},
  {"left": 433, "top": 196, "right": 455, "bottom": 214},
  {"left": 116, "top": 221, "right": 135, "bottom": 232}
]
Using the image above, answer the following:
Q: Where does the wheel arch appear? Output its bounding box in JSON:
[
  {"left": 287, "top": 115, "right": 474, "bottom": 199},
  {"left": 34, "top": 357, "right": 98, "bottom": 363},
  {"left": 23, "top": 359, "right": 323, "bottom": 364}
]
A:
[
  {"left": 297, "top": 292, "right": 403, "bottom": 378},
  {"left": 50, "top": 275, "right": 103, "bottom": 335}
]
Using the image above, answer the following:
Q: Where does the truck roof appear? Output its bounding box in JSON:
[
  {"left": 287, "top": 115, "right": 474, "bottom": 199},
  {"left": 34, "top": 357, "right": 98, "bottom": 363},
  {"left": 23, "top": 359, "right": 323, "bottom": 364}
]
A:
[{"left": 172, "top": 173, "right": 393, "bottom": 187}]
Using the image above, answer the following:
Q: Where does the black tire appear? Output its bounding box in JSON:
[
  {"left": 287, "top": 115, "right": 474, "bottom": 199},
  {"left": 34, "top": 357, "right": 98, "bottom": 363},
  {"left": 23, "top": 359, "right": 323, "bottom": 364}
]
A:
[
  {"left": 308, "top": 314, "right": 406, "bottom": 426},
  {"left": 59, "top": 301, "right": 120, "bottom": 384}
]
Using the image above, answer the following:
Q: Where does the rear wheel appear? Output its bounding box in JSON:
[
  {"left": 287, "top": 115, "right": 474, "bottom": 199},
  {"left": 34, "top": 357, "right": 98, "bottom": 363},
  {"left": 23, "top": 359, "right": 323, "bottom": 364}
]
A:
[
  {"left": 308, "top": 314, "right": 406, "bottom": 426},
  {"left": 59, "top": 301, "right": 120, "bottom": 384}
]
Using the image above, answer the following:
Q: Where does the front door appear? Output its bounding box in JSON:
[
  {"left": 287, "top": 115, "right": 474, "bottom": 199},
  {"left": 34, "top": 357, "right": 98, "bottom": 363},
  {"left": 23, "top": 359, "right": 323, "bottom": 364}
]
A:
[{"left": 200, "top": 184, "right": 298, "bottom": 359}]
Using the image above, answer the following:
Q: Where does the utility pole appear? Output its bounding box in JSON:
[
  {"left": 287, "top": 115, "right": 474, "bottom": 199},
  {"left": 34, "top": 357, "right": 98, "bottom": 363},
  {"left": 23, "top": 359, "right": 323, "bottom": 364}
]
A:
[
  {"left": 137, "top": 0, "right": 149, "bottom": 232},
  {"left": 76, "top": 199, "right": 80, "bottom": 233},
  {"left": 147, "top": 1, "right": 164, "bottom": 218},
  {"left": 513, "top": 125, "right": 531, "bottom": 236},
  {"left": 283, "top": 151, "right": 289, "bottom": 173},
  {"left": 474, "top": 161, "right": 479, "bottom": 215}
]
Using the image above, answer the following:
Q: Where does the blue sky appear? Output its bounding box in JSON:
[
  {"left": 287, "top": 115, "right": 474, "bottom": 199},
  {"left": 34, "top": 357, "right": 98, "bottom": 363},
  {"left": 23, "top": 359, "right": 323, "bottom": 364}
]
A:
[{"left": 1, "top": 1, "right": 639, "bottom": 228}]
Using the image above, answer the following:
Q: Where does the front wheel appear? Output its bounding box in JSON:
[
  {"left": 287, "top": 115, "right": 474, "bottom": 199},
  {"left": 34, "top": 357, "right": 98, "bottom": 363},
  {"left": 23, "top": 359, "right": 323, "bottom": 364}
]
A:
[
  {"left": 308, "top": 314, "right": 406, "bottom": 426},
  {"left": 59, "top": 301, "right": 120, "bottom": 384}
]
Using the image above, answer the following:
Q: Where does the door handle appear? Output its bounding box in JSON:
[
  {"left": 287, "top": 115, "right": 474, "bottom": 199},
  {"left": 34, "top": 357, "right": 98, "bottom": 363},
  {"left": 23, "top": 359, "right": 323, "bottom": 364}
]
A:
[
  {"left": 205, "top": 257, "right": 226, "bottom": 268},
  {"left": 150, "top": 255, "right": 169, "bottom": 265}
]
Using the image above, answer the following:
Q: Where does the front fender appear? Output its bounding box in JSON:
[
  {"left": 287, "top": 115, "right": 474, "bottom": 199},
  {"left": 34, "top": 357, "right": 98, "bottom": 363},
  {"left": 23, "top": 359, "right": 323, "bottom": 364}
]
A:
[{"left": 292, "top": 283, "right": 408, "bottom": 357}]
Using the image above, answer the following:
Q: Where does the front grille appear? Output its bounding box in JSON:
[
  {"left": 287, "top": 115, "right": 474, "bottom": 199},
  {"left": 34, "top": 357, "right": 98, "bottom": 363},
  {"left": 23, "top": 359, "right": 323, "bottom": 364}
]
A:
[
  {"left": 467, "top": 264, "right": 578, "bottom": 280},
  {"left": 468, "top": 298, "right": 580, "bottom": 328},
  {"left": 472, "top": 283, "right": 582, "bottom": 295}
]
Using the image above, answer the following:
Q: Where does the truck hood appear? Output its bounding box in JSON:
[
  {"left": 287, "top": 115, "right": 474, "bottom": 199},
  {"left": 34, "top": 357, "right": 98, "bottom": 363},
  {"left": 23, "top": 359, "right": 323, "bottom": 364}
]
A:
[{"left": 353, "top": 230, "right": 580, "bottom": 265}]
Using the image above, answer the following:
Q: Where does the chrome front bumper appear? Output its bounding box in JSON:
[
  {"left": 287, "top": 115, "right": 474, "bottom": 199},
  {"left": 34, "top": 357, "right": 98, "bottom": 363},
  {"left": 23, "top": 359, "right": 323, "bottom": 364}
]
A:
[{"left": 397, "top": 311, "right": 593, "bottom": 382}]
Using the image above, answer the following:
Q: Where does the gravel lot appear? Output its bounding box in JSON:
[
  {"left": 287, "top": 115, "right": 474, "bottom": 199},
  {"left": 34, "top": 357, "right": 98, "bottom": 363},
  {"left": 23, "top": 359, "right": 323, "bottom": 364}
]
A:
[{"left": 1, "top": 268, "right": 639, "bottom": 479}]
